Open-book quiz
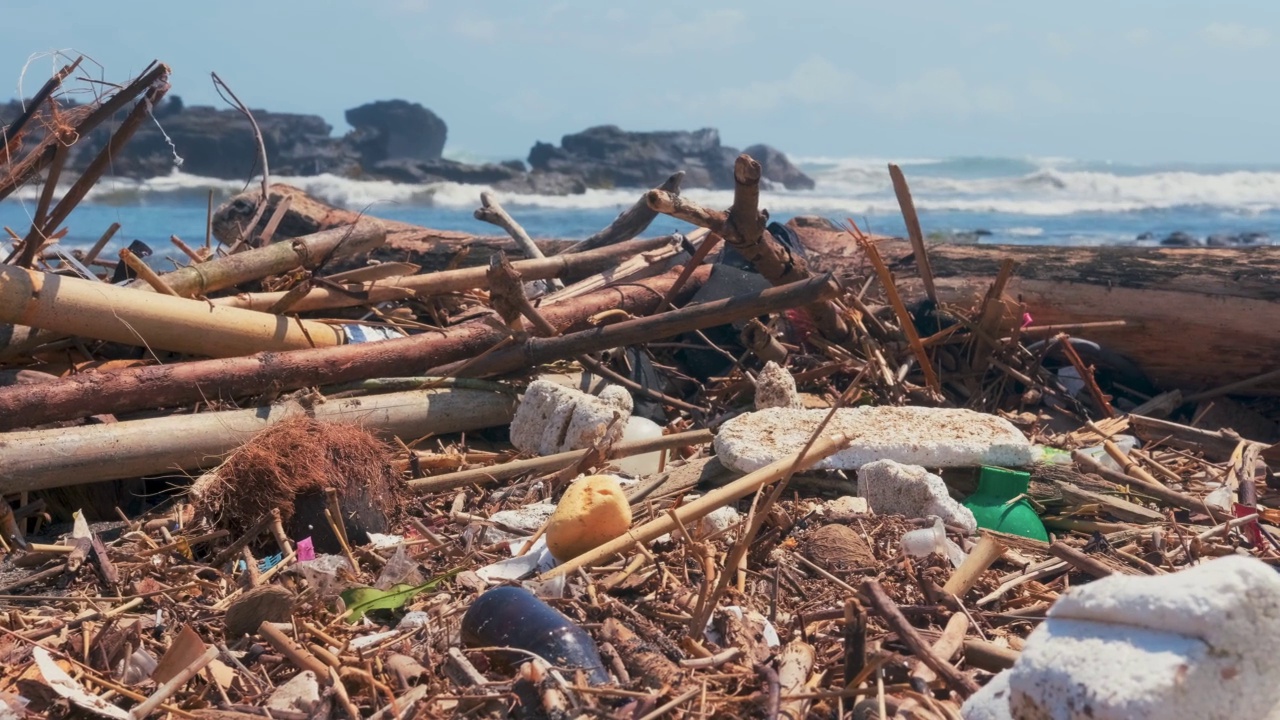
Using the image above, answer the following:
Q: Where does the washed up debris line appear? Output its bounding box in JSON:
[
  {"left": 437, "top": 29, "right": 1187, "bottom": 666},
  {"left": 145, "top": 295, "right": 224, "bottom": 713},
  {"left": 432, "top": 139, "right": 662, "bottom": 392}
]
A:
[{"left": 0, "top": 58, "right": 1277, "bottom": 720}]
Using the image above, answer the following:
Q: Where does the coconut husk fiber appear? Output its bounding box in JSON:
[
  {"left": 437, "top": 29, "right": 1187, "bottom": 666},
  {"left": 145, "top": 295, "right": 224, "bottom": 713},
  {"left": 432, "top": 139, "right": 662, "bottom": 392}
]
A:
[{"left": 192, "top": 416, "right": 401, "bottom": 554}]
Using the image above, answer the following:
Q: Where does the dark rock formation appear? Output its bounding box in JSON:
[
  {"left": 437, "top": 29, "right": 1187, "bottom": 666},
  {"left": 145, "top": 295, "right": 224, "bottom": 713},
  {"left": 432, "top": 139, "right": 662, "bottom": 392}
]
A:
[
  {"left": 1160, "top": 231, "right": 1201, "bottom": 247},
  {"left": 10, "top": 95, "right": 359, "bottom": 179},
  {"left": 527, "top": 126, "right": 811, "bottom": 191},
  {"left": 1, "top": 94, "right": 809, "bottom": 197},
  {"left": 345, "top": 100, "right": 447, "bottom": 167},
  {"left": 742, "top": 144, "right": 815, "bottom": 190}
]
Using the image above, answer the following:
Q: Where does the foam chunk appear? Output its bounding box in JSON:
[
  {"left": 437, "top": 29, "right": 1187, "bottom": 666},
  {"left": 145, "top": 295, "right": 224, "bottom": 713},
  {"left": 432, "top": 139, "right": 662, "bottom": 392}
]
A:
[
  {"left": 510, "top": 379, "right": 632, "bottom": 455},
  {"left": 858, "top": 460, "right": 977, "bottom": 533},
  {"left": 714, "top": 406, "right": 1033, "bottom": 473},
  {"left": 962, "top": 556, "right": 1280, "bottom": 720}
]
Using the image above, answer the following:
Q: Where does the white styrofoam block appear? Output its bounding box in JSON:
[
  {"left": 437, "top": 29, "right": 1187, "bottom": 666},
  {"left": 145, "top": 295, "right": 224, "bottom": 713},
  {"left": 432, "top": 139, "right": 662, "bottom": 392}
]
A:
[
  {"left": 755, "top": 361, "right": 801, "bottom": 410},
  {"left": 1009, "top": 618, "right": 1213, "bottom": 719},
  {"left": 714, "top": 406, "right": 1033, "bottom": 473},
  {"left": 858, "top": 459, "right": 977, "bottom": 533},
  {"left": 963, "top": 556, "right": 1280, "bottom": 720},
  {"left": 962, "top": 670, "right": 1015, "bottom": 720},
  {"left": 1046, "top": 554, "right": 1280, "bottom": 658},
  {"left": 510, "top": 379, "right": 632, "bottom": 455}
]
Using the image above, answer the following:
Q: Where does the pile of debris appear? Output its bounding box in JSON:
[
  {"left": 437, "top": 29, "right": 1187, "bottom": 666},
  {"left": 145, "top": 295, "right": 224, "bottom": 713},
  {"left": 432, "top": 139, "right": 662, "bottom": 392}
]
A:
[{"left": 0, "top": 59, "right": 1279, "bottom": 720}]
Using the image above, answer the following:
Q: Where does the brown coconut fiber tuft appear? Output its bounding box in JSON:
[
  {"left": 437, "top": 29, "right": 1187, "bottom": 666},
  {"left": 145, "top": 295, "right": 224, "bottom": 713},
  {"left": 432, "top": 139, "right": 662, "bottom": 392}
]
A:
[{"left": 194, "top": 416, "right": 401, "bottom": 540}]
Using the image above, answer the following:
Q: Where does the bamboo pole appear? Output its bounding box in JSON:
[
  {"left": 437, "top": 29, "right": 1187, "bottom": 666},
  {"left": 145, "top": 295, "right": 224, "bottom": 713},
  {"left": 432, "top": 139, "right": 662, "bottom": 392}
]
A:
[
  {"left": 144, "top": 219, "right": 386, "bottom": 297},
  {"left": 210, "top": 236, "right": 674, "bottom": 312},
  {"left": 941, "top": 534, "right": 1006, "bottom": 598},
  {"left": 0, "top": 389, "right": 515, "bottom": 493},
  {"left": 408, "top": 428, "right": 713, "bottom": 494},
  {"left": 0, "top": 263, "right": 344, "bottom": 357},
  {"left": 544, "top": 432, "right": 852, "bottom": 577},
  {"left": 0, "top": 221, "right": 388, "bottom": 360}
]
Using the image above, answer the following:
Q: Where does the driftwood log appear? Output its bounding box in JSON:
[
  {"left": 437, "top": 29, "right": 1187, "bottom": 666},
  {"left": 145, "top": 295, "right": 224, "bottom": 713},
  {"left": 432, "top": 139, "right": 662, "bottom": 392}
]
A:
[{"left": 787, "top": 217, "right": 1280, "bottom": 394}]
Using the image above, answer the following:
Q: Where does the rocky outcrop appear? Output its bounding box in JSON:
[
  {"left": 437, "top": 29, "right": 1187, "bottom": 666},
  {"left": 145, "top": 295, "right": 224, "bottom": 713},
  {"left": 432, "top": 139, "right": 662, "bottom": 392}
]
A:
[
  {"left": 344, "top": 100, "right": 447, "bottom": 167},
  {"left": 2, "top": 96, "right": 359, "bottom": 179},
  {"left": 528, "top": 125, "right": 812, "bottom": 191},
  {"left": 743, "top": 144, "right": 815, "bottom": 190},
  {"left": 1, "top": 96, "right": 812, "bottom": 196}
]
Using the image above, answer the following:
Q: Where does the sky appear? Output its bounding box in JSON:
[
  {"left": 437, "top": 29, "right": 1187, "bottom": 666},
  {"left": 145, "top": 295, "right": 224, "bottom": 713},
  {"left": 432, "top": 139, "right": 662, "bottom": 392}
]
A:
[{"left": 1, "top": 0, "right": 1277, "bottom": 164}]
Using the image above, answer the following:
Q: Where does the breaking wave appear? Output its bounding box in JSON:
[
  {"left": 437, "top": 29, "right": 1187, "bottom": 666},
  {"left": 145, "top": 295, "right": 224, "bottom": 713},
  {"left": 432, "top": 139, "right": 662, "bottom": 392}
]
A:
[{"left": 23, "top": 155, "right": 1280, "bottom": 218}]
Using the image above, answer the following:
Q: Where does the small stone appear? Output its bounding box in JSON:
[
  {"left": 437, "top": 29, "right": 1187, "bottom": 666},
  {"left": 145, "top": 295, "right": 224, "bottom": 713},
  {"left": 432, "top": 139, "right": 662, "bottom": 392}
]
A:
[
  {"left": 510, "top": 379, "right": 632, "bottom": 456},
  {"left": 545, "top": 475, "right": 633, "bottom": 563},
  {"left": 715, "top": 406, "right": 1033, "bottom": 473},
  {"left": 224, "top": 585, "right": 294, "bottom": 639},
  {"left": 754, "top": 361, "right": 801, "bottom": 410},
  {"left": 858, "top": 460, "right": 977, "bottom": 533},
  {"left": 804, "top": 524, "right": 876, "bottom": 570},
  {"left": 266, "top": 670, "right": 321, "bottom": 714}
]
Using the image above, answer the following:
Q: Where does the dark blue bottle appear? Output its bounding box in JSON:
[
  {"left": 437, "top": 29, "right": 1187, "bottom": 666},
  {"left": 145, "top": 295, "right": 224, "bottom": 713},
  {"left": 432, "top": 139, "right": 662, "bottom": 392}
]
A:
[{"left": 461, "top": 585, "right": 609, "bottom": 685}]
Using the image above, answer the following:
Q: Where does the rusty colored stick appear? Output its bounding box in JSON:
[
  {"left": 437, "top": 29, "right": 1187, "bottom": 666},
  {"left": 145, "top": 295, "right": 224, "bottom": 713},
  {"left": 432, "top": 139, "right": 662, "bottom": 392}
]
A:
[{"left": 862, "top": 578, "right": 980, "bottom": 698}]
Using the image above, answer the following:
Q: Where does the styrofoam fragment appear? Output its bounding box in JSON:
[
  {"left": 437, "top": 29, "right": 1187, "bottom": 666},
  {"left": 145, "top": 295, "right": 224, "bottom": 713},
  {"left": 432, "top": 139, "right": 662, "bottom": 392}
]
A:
[
  {"left": 858, "top": 460, "right": 977, "bottom": 533},
  {"left": 510, "top": 379, "right": 633, "bottom": 455},
  {"left": 755, "top": 361, "right": 800, "bottom": 410},
  {"left": 715, "top": 406, "right": 1034, "bottom": 473},
  {"left": 962, "top": 670, "right": 1015, "bottom": 720},
  {"left": 267, "top": 671, "right": 321, "bottom": 714},
  {"left": 962, "top": 556, "right": 1280, "bottom": 720}
]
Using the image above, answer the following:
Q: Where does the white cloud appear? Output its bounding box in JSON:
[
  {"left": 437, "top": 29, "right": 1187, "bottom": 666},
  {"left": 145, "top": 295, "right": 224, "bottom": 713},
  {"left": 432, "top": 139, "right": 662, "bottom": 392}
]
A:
[
  {"left": 870, "top": 68, "right": 1017, "bottom": 119},
  {"left": 623, "top": 8, "right": 750, "bottom": 55},
  {"left": 452, "top": 16, "right": 499, "bottom": 43},
  {"left": 708, "top": 58, "right": 1056, "bottom": 121},
  {"left": 713, "top": 56, "right": 862, "bottom": 112},
  {"left": 1203, "top": 22, "right": 1271, "bottom": 49}
]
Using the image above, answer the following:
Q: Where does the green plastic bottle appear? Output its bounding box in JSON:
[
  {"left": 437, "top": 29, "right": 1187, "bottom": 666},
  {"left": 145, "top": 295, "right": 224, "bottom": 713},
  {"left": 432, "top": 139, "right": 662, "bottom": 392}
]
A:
[{"left": 963, "top": 466, "right": 1049, "bottom": 542}]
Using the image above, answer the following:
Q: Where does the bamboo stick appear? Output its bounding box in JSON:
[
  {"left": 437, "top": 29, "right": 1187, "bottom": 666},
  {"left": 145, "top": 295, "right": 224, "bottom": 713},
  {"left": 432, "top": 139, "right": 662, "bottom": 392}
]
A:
[
  {"left": 128, "top": 646, "right": 219, "bottom": 720},
  {"left": 0, "top": 389, "right": 515, "bottom": 494},
  {"left": 544, "top": 432, "right": 852, "bottom": 577},
  {"left": 209, "top": 236, "right": 673, "bottom": 312},
  {"left": 942, "top": 534, "right": 1006, "bottom": 598},
  {"left": 0, "top": 263, "right": 344, "bottom": 357},
  {"left": 141, "top": 219, "right": 387, "bottom": 297},
  {"left": 408, "top": 428, "right": 713, "bottom": 494}
]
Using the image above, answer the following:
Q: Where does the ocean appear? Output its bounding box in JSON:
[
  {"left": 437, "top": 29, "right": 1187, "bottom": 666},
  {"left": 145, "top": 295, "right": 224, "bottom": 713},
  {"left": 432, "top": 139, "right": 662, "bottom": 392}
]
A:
[{"left": 3, "top": 155, "right": 1278, "bottom": 253}]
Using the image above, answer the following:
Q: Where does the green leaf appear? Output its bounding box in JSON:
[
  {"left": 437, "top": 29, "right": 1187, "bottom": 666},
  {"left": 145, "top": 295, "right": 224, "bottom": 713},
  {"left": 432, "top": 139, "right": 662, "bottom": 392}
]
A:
[{"left": 338, "top": 568, "right": 462, "bottom": 624}]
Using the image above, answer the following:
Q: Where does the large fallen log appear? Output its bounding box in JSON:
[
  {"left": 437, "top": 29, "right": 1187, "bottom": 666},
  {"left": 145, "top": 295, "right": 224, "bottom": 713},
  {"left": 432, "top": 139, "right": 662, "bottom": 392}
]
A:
[
  {"left": 0, "top": 389, "right": 514, "bottom": 493},
  {"left": 786, "top": 217, "right": 1280, "bottom": 394}
]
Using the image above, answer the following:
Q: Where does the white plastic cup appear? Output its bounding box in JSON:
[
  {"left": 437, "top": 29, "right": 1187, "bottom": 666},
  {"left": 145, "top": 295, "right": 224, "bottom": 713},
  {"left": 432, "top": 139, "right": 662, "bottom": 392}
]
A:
[{"left": 901, "top": 517, "right": 948, "bottom": 558}]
